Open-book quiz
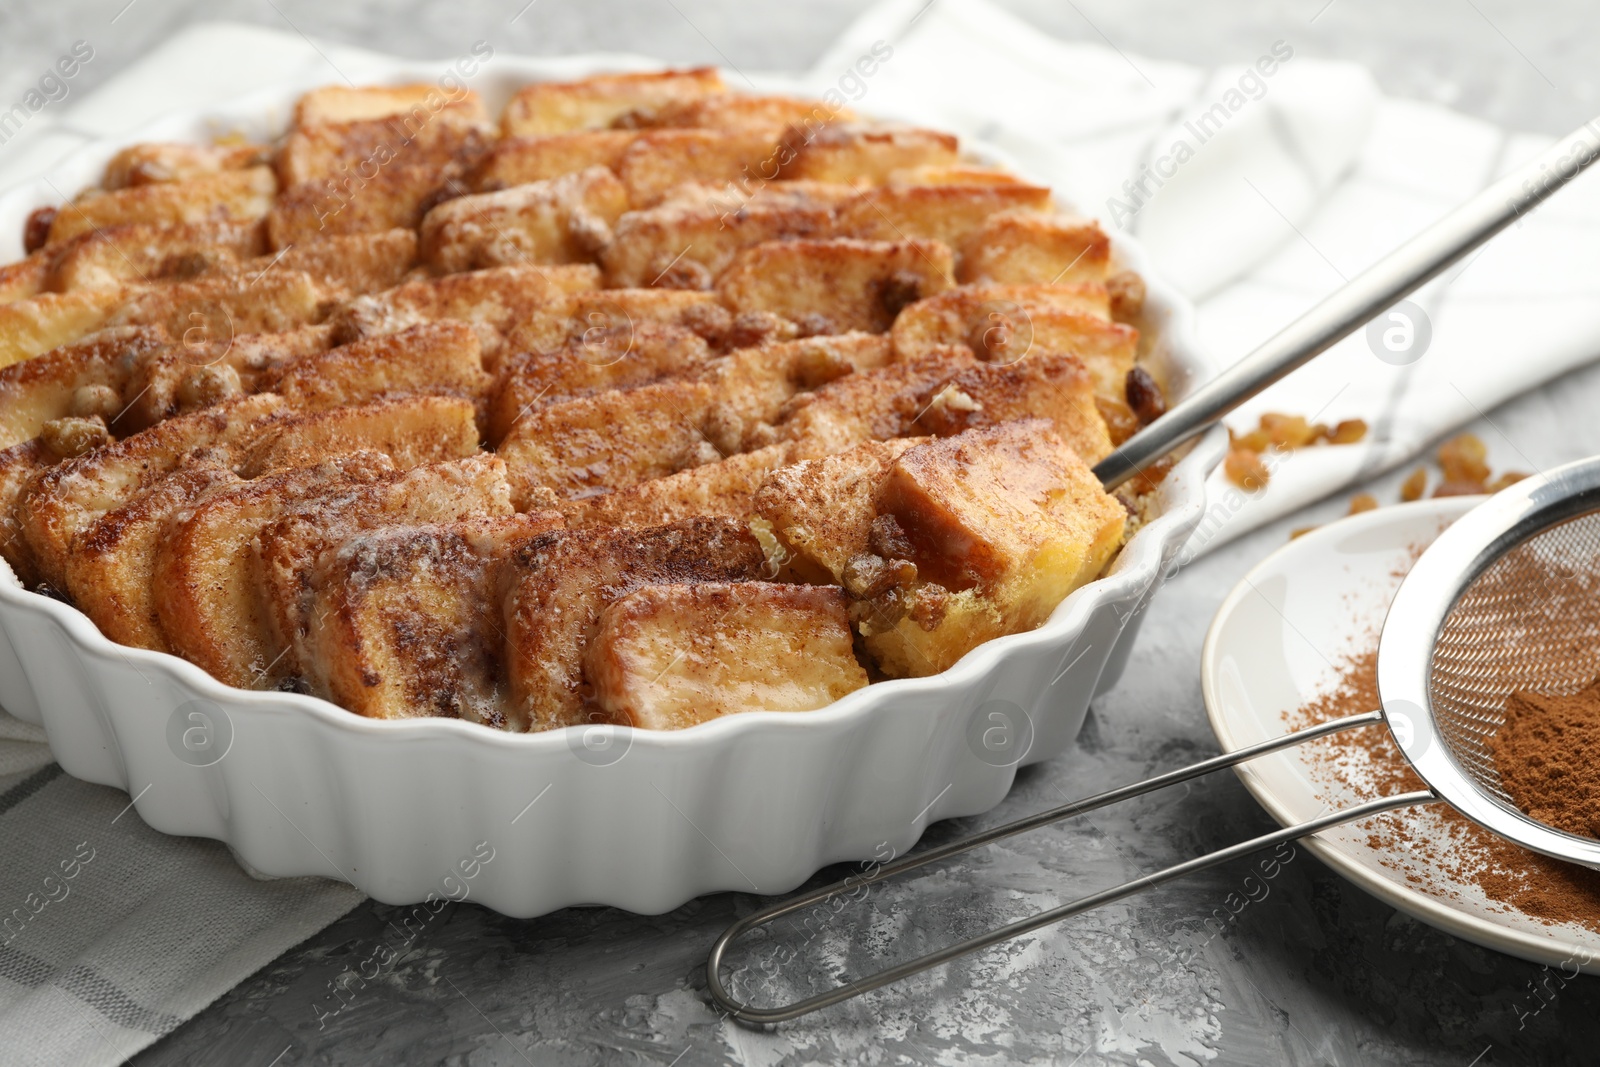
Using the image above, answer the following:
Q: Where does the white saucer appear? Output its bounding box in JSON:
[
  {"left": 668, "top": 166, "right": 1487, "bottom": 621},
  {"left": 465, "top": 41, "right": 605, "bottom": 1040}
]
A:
[{"left": 1202, "top": 497, "right": 1600, "bottom": 972}]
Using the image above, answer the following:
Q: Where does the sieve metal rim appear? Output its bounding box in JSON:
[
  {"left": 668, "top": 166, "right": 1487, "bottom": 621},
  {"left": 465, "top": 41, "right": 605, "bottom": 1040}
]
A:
[{"left": 1378, "top": 453, "right": 1600, "bottom": 869}]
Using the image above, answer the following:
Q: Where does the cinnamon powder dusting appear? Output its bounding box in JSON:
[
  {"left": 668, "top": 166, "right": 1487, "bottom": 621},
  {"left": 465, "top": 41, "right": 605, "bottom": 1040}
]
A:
[
  {"left": 1290, "top": 648, "right": 1600, "bottom": 928},
  {"left": 1493, "top": 681, "right": 1600, "bottom": 840}
]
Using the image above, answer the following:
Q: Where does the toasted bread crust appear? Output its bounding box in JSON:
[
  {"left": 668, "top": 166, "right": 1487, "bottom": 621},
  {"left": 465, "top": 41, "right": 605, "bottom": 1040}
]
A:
[
  {"left": 498, "top": 379, "right": 717, "bottom": 506},
  {"left": 253, "top": 454, "right": 513, "bottom": 682},
  {"left": 303, "top": 511, "right": 561, "bottom": 723},
  {"left": 20, "top": 394, "right": 286, "bottom": 591},
  {"left": 588, "top": 581, "right": 866, "bottom": 728},
  {"left": 67, "top": 464, "right": 242, "bottom": 651},
  {"left": 259, "top": 321, "right": 489, "bottom": 412},
  {"left": 154, "top": 452, "right": 397, "bottom": 688},
  {"left": 501, "top": 517, "right": 767, "bottom": 729},
  {"left": 487, "top": 322, "right": 710, "bottom": 444},
  {"left": 238, "top": 394, "right": 481, "bottom": 476},
  {"left": 501, "top": 68, "right": 726, "bottom": 136},
  {"left": 420, "top": 167, "right": 627, "bottom": 272},
  {"left": 717, "top": 238, "right": 954, "bottom": 333}
]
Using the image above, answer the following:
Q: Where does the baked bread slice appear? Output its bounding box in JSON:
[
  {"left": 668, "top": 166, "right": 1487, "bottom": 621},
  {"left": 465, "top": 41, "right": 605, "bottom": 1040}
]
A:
[
  {"left": 501, "top": 516, "right": 768, "bottom": 729},
  {"left": 19, "top": 393, "right": 286, "bottom": 591},
  {"left": 301, "top": 510, "right": 562, "bottom": 723},
  {"left": 65, "top": 464, "right": 241, "bottom": 651},
  {"left": 717, "top": 238, "right": 954, "bottom": 333},
  {"left": 498, "top": 378, "right": 717, "bottom": 506},
  {"left": 252, "top": 454, "right": 514, "bottom": 684},
  {"left": 587, "top": 581, "right": 866, "bottom": 728},
  {"left": 501, "top": 68, "right": 726, "bottom": 136},
  {"left": 154, "top": 452, "right": 397, "bottom": 688}
]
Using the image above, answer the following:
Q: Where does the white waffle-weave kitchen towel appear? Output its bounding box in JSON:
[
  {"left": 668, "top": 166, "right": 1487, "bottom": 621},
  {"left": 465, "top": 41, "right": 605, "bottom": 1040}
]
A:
[{"left": 3, "top": 6, "right": 1600, "bottom": 1063}]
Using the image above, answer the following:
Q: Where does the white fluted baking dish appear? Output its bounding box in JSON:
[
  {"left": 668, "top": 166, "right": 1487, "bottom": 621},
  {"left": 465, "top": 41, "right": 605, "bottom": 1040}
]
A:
[{"left": 0, "top": 53, "right": 1226, "bottom": 915}]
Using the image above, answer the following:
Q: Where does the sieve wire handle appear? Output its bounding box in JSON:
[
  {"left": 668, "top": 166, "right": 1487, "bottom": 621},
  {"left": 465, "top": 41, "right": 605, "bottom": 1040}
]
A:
[
  {"left": 1093, "top": 116, "right": 1600, "bottom": 490},
  {"left": 706, "top": 709, "right": 1439, "bottom": 1025}
]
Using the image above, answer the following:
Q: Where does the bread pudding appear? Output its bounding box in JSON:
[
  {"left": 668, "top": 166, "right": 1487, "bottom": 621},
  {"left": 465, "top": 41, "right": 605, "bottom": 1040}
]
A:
[{"left": 0, "top": 71, "right": 1165, "bottom": 732}]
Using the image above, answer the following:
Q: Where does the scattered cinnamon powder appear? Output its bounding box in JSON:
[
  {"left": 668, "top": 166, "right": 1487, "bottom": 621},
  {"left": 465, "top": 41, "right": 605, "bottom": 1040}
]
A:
[
  {"left": 1492, "top": 680, "right": 1600, "bottom": 840},
  {"left": 1289, "top": 647, "right": 1600, "bottom": 928}
]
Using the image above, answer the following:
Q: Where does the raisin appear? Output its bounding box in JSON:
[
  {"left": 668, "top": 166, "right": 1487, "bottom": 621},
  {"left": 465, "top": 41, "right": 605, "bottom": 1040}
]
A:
[
  {"left": 1125, "top": 366, "right": 1166, "bottom": 424},
  {"left": 23, "top": 206, "right": 55, "bottom": 254}
]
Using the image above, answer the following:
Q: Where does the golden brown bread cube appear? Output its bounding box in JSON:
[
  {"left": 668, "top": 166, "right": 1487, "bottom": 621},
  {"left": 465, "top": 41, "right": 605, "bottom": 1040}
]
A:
[
  {"left": 752, "top": 437, "right": 922, "bottom": 584},
  {"left": 0, "top": 327, "right": 169, "bottom": 448},
  {"left": 301, "top": 511, "right": 562, "bottom": 723},
  {"left": 327, "top": 263, "right": 600, "bottom": 362},
  {"left": 587, "top": 581, "right": 866, "bottom": 729},
  {"left": 691, "top": 331, "right": 893, "bottom": 454},
  {"left": 293, "top": 84, "right": 490, "bottom": 128},
  {"left": 835, "top": 183, "right": 1052, "bottom": 250},
  {"left": 19, "top": 393, "right": 287, "bottom": 592},
  {"left": 561, "top": 443, "right": 792, "bottom": 529},
  {"left": 259, "top": 321, "right": 489, "bottom": 411},
  {"left": 957, "top": 213, "right": 1111, "bottom": 286},
  {"left": 487, "top": 322, "right": 710, "bottom": 445},
  {"left": 49, "top": 219, "right": 269, "bottom": 291},
  {"left": 419, "top": 167, "right": 628, "bottom": 273},
  {"left": 64, "top": 464, "right": 241, "bottom": 652},
  {"left": 773, "top": 347, "right": 973, "bottom": 457},
  {"left": 229, "top": 228, "right": 417, "bottom": 297},
  {"left": 253, "top": 454, "right": 514, "bottom": 683},
  {"left": 907, "top": 351, "right": 1113, "bottom": 465},
  {"left": 499, "top": 287, "right": 722, "bottom": 356},
  {"left": 470, "top": 131, "right": 645, "bottom": 190},
  {"left": 500, "top": 516, "right": 768, "bottom": 730},
  {"left": 104, "top": 270, "right": 326, "bottom": 344},
  {"left": 266, "top": 162, "right": 464, "bottom": 247},
  {"left": 237, "top": 394, "right": 481, "bottom": 477},
  {"left": 277, "top": 108, "right": 491, "bottom": 187},
  {"left": 717, "top": 238, "right": 954, "bottom": 334},
  {"left": 599, "top": 184, "right": 840, "bottom": 288},
  {"left": 863, "top": 421, "right": 1126, "bottom": 676},
  {"left": 497, "top": 379, "right": 717, "bottom": 506},
  {"left": 101, "top": 142, "right": 266, "bottom": 189},
  {"left": 154, "top": 452, "right": 397, "bottom": 688},
  {"left": 776, "top": 125, "right": 960, "bottom": 185},
  {"left": 47, "top": 167, "right": 278, "bottom": 245},
  {"left": 501, "top": 68, "right": 726, "bottom": 136},
  {"left": 615, "top": 128, "right": 786, "bottom": 207},
  {"left": 0, "top": 288, "right": 130, "bottom": 369}
]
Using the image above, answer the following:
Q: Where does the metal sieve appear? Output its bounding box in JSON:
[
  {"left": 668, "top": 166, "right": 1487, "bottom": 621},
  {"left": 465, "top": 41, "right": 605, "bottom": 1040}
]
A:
[
  {"left": 1380, "top": 454, "right": 1600, "bottom": 870},
  {"left": 706, "top": 117, "right": 1600, "bottom": 1024}
]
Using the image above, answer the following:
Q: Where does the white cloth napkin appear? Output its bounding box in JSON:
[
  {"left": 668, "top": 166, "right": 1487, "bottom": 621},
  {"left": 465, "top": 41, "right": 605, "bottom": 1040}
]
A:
[
  {"left": 817, "top": 0, "right": 1600, "bottom": 554},
  {"left": 4, "top": 6, "right": 1600, "bottom": 1062}
]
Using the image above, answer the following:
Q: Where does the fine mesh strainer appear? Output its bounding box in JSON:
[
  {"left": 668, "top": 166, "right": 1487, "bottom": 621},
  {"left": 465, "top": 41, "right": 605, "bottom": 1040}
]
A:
[
  {"left": 707, "top": 120, "right": 1600, "bottom": 1023},
  {"left": 1379, "top": 456, "right": 1600, "bottom": 870}
]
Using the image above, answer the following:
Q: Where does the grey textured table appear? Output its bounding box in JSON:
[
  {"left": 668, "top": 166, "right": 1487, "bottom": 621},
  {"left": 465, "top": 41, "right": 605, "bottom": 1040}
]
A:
[{"left": 6, "top": 0, "right": 1600, "bottom": 1063}]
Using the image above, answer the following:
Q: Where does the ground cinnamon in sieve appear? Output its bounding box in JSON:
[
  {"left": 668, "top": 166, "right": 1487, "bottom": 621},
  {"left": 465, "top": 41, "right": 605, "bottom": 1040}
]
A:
[
  {"left": 1492, "top": 680, "right": 1600, "bottom": 839},
  {"left": 1290, "top": 647, "right": 1600, "bottom": 928}
]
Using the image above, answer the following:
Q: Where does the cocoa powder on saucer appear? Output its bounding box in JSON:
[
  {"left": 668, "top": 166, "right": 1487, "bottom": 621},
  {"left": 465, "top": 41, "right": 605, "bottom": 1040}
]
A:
[
  {"left": 1492, "top": 680, "right": 1600, "bottom": 840},
  {"left": 1289, "top": 648, "right": 1600, "bottom": 928}
]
